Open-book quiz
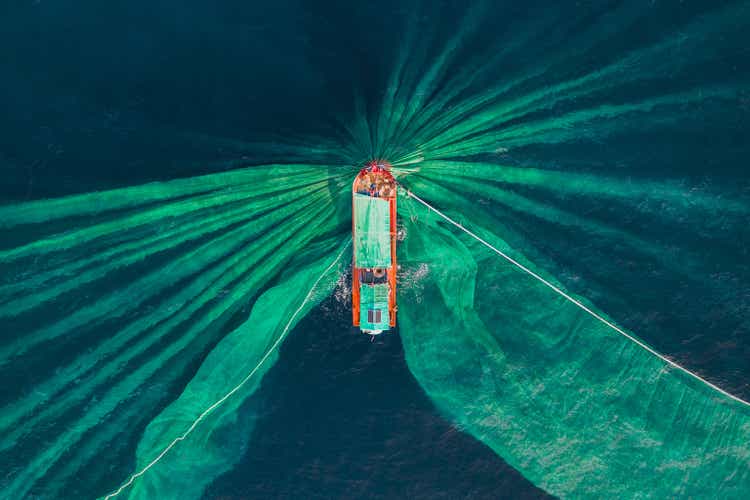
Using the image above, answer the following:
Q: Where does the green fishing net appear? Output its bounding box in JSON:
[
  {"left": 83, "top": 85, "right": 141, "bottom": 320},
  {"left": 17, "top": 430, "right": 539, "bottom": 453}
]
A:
[
  {"left": 396, "top": 171, "right": 750, "bottom": 498},
  {"left": 0, "top": 165, "right": 351, "bottom": 498},
  {"left": 128, "top": 238, "right": 349, "bottom": 499},
  {"left": 2, "top": 158, "right": 747, "bottom": 499}
]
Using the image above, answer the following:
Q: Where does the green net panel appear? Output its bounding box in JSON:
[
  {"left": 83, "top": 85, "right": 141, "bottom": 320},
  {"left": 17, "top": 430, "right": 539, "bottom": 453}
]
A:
[
  {"left": 0, "top": 164, "right": 353, "bottom": 499},
  {"left": 396, "top": 183, "right": 750, "bottom": 499},
  {"left": 127, "top": 237, "right": 350, "bottom": 499},
  {"left": 353, "top": 193, "right": 392, "bottom": 268},
  {"left": 359, "top": 283, "right": 390, "bottom": 330}
]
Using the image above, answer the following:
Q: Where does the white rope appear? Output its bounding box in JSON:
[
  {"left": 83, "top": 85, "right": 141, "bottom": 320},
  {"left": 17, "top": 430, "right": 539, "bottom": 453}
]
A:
[
  {"left": 405, "top": 188, "right": 750, "bottom": 408},
  {"left": 104, "top": 242, "right": 351, "bottom": 499}
]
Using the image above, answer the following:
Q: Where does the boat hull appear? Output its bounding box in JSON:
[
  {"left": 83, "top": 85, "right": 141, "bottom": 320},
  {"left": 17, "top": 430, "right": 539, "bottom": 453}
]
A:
[{"left": 352, "top": 163, "right": 397, "bottom": 334}]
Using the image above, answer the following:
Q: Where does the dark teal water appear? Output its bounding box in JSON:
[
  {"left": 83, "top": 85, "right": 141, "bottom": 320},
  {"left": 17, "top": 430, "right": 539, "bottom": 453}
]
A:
[
  {"left": 2, "top": 0, "right": 749, "bottom": 498},
  {"left": 205, "top": 293, "right": 549, "bottom": 499}
]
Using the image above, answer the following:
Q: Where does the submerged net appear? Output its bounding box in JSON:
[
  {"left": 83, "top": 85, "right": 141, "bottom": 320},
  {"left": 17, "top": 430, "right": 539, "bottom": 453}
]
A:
[
  {"left": 0, "top": 164, "right": 351, "bottom": 498},
  {"left": 396, "top": 175, "right": 750, "bottom": 498},
  {"left": 4, "top": 159, "right": 747, "bottom": 499},
  {"left": 124, "top": 238, "right": 350, "bottom": 499},
  {"left": 364, "top": 4, "right": 750, "bottom": 494}
]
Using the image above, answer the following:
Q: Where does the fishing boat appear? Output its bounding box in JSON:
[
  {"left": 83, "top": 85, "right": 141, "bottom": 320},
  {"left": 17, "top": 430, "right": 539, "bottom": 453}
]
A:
[{"left": 352, "top": 160, "right": 398, "bottom": 335}]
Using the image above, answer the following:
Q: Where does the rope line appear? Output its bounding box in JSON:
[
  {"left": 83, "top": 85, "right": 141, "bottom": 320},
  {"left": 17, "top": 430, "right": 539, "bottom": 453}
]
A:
[
  {"left": 103, "top": 242, "right": 351, "bottom": 499},
  {"left": 404, "top": 188, "right": 750, "bottom": 408}
]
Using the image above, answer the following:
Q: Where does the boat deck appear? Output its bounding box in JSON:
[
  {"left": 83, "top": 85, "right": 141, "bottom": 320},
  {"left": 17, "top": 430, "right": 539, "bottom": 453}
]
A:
[{"left": 353, "top": 169, "right": 396, "bottom": 199}]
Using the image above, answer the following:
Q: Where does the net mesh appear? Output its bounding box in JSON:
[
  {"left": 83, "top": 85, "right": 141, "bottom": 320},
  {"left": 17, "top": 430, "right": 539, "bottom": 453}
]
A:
[
  {"left": 127, "top": 238, "right": 350, "bottom": 499},
  {"left": 0, "top": 165, "right": 352, "bottom": 499},
  {"left": 396, "top": 176, "right": 750, "bottom": 499},
  {"left": 2, "top": 164, "right": 749, "bottom": 499},
  {"left": 2, "top": 162, "right": 747, "bottom": 499}
]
